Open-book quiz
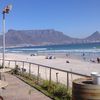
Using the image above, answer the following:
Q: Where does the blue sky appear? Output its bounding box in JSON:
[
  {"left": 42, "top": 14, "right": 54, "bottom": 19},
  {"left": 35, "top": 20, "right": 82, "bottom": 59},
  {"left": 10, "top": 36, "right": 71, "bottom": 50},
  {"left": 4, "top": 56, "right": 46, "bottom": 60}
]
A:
[{"left": 0, "top": 0, "right": 100, "bottom": 38}]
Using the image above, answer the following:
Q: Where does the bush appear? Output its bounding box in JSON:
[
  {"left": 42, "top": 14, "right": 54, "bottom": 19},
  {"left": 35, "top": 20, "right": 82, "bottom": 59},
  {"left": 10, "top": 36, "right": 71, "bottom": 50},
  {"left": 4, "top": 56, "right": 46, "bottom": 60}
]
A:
[
  {"left": 14, "top": 72, "right": 72, "bottom": 100},
  {"left": 40, "top": 80, "right": 72, "bottom": 99},
  {"left": 53, "top": 84, "right": 67, "bottom": 97},
  {"left": 41, "top": 80, "right": 49, "bottom": 90},
  {"left": 0, "top": 65, "right": 3, "bottom": 69},
  {"left": 13, "top": 65, "right": 20, "bottom": 75},
  {"left": 47, "top": 83, "right": 56, "bottom": 94}
]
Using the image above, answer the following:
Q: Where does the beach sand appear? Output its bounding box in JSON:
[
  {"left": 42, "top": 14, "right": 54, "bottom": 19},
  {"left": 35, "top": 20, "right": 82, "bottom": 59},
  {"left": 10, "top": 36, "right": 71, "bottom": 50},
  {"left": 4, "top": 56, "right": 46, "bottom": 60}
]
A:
[{"left": 0, "top": 53, "right": 100, "bottom": 86}]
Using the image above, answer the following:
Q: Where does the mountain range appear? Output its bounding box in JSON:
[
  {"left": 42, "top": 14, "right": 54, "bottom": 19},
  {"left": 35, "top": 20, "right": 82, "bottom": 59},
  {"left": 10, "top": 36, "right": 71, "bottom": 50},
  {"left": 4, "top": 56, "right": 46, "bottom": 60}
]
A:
[{"left": 0, "top": 29, "right": 100, "bottom": 47}]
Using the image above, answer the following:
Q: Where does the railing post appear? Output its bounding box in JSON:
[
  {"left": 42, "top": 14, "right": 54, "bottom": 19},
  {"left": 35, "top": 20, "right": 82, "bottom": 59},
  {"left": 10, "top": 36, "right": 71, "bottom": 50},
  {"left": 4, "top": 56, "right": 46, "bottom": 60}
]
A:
[
  {"left": 23, "top": 61, "right": 24, "bottom": 69},
  {"left": 45, "top": 68, "right": 47, "bottom": 80},
  {"left": 15, "top": 61, "right": 16, "bottom": 67},
  {"left": 0, "top": 59, "right": 1, "bottom": 65},
  {"left": 8, "top": 60, "right": 10, "bottom": 68},
  {"left": 29, "top": 63, "right": 31, "bottom": 76},
  {"left": 1, "top": 59, "right": 3, "bottom": 67},
  {"left": 56, "top": 72, "right": 59, "bottom": 84},
  {"left": 67, "top": 72, "right": 69, "bottom": 90},
  {"left": 49, "top": 68, "right": 51, "bottom": 84},
  {"left": 22, "top": 61, "right": 24, "bottom": 74},
  {"left": 70, "top": 68, "right": 73, "bottom": 82},
  {"left": 0, "top": 72, "right": 1, "bottom": 80},
  {"left": 37, "top": 65, "right": 40, "bottom": 84}
]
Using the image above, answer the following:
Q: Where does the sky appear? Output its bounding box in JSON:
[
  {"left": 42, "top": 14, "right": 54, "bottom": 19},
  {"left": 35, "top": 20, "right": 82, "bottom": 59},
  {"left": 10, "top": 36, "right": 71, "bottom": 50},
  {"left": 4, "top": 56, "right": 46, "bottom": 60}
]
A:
[{"left": 0, "top": 0, "right": 100, "bottom": 38}]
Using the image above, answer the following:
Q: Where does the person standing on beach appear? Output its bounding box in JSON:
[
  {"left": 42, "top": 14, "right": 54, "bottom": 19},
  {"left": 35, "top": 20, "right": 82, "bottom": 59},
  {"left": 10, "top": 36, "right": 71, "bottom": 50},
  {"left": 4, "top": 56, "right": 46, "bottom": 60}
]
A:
[
  {"left": 97, "top": 57, "right": 100, "bottom": 63},
  {"left": 82, "top": 53, "right": 86, "bottom": 61}
]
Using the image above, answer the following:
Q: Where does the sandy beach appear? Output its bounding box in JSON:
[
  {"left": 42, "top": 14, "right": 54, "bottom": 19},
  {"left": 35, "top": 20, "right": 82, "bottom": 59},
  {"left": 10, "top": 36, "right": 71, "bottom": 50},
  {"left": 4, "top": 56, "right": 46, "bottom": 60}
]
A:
[{"left": 0, "top": 53, "right": 100, "bottom": 85}]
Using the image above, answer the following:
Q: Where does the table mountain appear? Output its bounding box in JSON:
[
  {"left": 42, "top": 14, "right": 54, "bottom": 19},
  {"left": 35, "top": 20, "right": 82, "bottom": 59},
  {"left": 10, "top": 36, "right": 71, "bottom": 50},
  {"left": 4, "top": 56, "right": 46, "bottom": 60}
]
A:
[
  {"left": 0, "top": 29, "right": 99, "bottom": 47},
  {"left": 2, "top": 29, "right": 77, "bottom": 46}
]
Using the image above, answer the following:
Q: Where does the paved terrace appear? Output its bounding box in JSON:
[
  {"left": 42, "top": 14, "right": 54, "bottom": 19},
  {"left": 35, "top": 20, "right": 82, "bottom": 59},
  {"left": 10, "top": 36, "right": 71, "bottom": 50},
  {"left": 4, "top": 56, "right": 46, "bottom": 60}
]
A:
[{"left": 0, "top": 73, "right": 51, "bottom": 100}]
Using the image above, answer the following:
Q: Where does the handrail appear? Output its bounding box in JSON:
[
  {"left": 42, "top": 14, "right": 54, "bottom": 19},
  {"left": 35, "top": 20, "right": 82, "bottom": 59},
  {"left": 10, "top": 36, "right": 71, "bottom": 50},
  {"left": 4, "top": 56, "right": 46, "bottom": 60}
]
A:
[{"left": 0, "top": 59, "right": 90, "bottom": 77}]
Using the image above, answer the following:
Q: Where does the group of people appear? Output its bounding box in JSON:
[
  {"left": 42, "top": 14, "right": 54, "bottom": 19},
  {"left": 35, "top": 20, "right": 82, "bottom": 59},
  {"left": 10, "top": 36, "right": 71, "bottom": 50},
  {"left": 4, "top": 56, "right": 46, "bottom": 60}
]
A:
[{"left": 90, "top": 57, "right": 100, "bottom": 63}]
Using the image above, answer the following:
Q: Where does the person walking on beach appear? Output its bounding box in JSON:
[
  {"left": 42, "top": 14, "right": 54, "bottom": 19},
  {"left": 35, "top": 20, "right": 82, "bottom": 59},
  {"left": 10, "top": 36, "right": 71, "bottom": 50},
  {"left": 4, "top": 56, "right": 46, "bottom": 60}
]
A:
[
  {"left": 97, "top": 57, "right": 100, "bottom": 63},
  {"left": 66, "top": 54, "right": 69, "bottom": 57},
  {"left": 82, "top": 53, "right": 86, "bottom": 61}
]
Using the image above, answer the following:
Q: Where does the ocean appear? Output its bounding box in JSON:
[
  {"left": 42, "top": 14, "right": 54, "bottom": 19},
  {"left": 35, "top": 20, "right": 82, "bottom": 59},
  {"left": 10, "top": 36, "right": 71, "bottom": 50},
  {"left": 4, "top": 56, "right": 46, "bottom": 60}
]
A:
[{"left": 1, "top": 42, "right": 100, "bottom": 61}]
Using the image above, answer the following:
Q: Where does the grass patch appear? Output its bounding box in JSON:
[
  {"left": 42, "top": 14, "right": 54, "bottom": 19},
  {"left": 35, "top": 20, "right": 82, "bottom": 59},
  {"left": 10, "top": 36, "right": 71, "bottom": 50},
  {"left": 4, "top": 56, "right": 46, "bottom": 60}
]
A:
[{"left": 10, "top": 68, "right": 72, "bottom": 100}]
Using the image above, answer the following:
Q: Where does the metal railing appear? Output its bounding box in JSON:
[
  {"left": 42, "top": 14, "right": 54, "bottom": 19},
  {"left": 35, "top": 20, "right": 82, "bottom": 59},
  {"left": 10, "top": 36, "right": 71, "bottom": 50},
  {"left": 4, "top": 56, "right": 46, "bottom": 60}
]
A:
[{"left": 0, "top": 59, "right": 90, "bottom": 89}]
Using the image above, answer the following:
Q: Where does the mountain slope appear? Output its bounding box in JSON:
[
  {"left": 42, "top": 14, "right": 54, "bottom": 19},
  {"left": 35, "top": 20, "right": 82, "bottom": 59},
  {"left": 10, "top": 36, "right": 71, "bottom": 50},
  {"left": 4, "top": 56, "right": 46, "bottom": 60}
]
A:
[
  {"left": 86, "top": 31, "right": 100, "bottom": 41},
  {"left": 4, "top": 29, "right": 76, "bottom": 46},
  {"left": 0, "top": 29, "right": 99, "bottom": 47}
]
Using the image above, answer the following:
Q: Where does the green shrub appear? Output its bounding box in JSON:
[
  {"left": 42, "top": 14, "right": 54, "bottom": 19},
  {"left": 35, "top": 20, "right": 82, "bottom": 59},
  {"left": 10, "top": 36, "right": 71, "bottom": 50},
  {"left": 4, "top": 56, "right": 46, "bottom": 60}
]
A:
[
  {"left": 41, "top": 80, "right": 49, "bottom": 90},
  {"left": 0, "top": 64, "right": 3, "bottom": 69},
  {"left": 13, "top": 71, "right": 72, "bottom": 100},
  {"left": 53, "top": 84, "right": 67, "bottom": 98},
  {"left": 13, "top": 65, "right": 20, "bottom": 75},
  {"left": 40, "top": 80, "right": 72, "bottom": 99},
  {"left": 47, "top": 83, "right": 56, "bottom": 94}
]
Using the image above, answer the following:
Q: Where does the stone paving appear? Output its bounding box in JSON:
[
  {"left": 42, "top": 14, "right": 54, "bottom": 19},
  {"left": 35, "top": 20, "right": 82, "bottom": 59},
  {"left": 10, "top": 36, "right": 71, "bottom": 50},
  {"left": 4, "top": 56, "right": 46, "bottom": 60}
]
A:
[{"left": 0, "top": 73, "right": 51, "bottom": 100}]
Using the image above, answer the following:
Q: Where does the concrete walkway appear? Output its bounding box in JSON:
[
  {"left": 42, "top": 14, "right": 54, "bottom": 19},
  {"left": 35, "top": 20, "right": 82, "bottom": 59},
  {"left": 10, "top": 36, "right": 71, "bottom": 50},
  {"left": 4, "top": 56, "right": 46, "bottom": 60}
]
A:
[{"left": 1, "top": 73, "right": 51, "bottom": 100}]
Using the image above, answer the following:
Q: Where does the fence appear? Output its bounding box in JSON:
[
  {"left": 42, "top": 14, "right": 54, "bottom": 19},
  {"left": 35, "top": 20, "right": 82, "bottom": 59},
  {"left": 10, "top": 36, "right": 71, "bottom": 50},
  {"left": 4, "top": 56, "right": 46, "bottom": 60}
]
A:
[{"left": 0, "top": 59, "right": 90, "bottom": 89}]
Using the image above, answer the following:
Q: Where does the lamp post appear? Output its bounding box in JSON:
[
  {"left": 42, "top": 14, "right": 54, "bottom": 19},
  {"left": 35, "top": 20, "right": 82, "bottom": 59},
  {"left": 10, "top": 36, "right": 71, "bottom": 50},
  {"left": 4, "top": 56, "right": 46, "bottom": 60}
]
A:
[{"left": 2, "top": 4, "right": 12, "bottom": 68}]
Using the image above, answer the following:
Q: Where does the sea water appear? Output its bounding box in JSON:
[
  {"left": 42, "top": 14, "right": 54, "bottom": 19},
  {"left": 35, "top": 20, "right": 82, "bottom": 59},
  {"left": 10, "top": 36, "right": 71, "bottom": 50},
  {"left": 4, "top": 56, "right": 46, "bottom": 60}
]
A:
[{"left": 1, "top": 42, "right": 100, "bottom": 61}]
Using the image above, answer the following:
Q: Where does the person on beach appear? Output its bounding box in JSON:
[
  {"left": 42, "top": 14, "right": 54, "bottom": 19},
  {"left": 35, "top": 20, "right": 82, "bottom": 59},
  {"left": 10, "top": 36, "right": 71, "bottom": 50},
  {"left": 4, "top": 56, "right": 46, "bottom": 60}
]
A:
[
  {"left": 90, "top": 58, "right": 95, "bottom": 63},
  {"left": 66, "top": 54, "right": 69, "bottom": 57},
  {"left": 97, "top": 57, "right": 100, "bottom": 63},
  {"left": 82, "top": 53, "right": 86, "bottom": 61},
  {"left": 82, "top": 53, "right": 85, "bottom": 57},
  {"left": 66, "top": 60, "right": 70, "bottom": 63}
]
